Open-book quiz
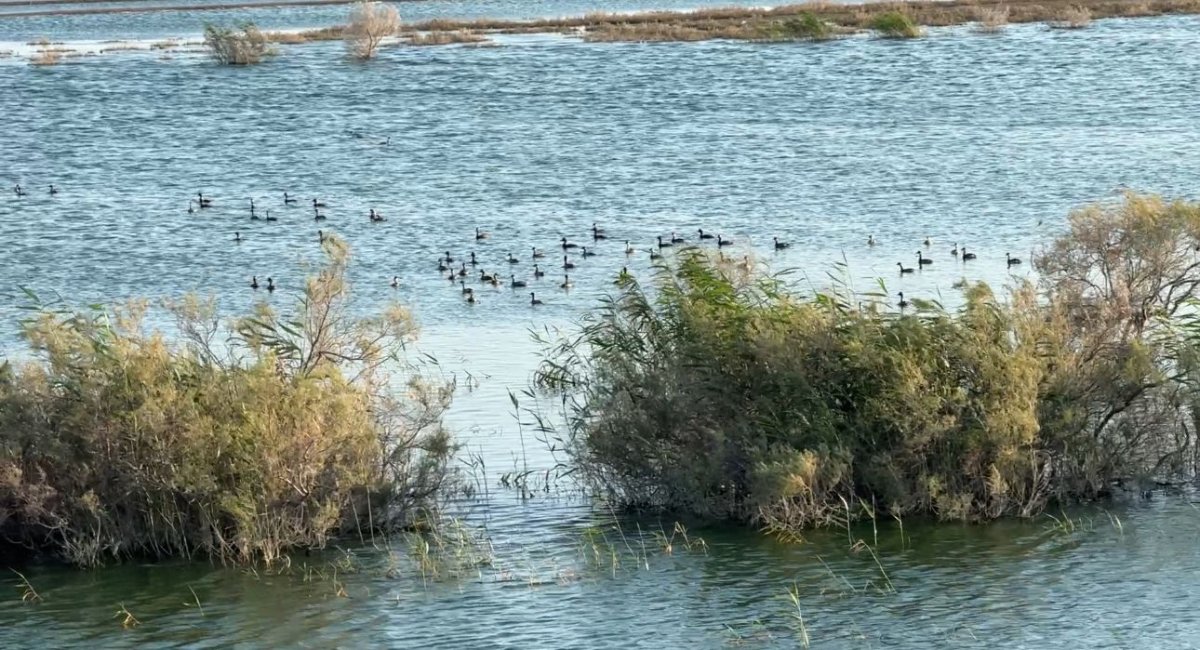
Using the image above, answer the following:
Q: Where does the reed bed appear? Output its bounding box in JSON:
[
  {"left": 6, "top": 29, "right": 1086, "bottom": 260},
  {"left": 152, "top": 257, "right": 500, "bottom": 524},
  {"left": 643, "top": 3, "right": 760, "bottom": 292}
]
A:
[
  {"left": 406, "top": 31, "right": 490, "bottom": 47},
  {"left": 537, "top": 194, "right": 1200, "bottom": 535},
  {"left": 974, "top": 5, "right": 1011, "bottom": 32},
  {"left": 1049, "top": 4, "right": 1094, "bottom": 27},
  {"left": 344, "top": 0, "right": 1200, "bottom": 44}
]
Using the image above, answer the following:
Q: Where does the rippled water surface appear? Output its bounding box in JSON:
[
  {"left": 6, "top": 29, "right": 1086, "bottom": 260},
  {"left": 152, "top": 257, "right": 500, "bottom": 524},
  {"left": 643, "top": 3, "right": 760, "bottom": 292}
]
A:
[{"left": 3, "top": 6, "right": 1200, "bottom": 647}]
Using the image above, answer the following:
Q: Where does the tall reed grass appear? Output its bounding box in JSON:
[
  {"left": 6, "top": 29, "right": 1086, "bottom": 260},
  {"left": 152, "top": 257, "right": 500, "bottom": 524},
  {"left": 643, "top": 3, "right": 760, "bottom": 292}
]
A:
[{"left": 538, "top": 194, "right": 1200, "bottom": 536}]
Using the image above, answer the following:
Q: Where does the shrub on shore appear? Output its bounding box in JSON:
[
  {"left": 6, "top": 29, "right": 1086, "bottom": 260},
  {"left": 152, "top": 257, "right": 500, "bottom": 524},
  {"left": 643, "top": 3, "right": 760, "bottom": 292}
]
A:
[
  {"left": 203, "top": 22, "right": 276, "bottom": 64},
  {"left": 539, "top": 194, "right": 1200, "bottom": 535},
  {"left": 869, "top": 11, "right": 922, "bottom": 38},
  {"left": 345, "top": 1, "right": 400, "bottom": 60},
  {"left": 0, "top": 237, "right": 455, "bottom": 567}
]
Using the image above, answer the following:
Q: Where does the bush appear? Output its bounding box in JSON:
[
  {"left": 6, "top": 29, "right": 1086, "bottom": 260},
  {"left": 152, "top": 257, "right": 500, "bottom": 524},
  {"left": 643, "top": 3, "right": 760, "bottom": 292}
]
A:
[
  {"left": 203, "top": 22, "right": 276, "bottom": 65},
  {"left": 869, "top": 11, "right": 922, "bottom": 38},
  {"left": 539, "top": 194, "right": 1200, "bottom": 535},
  {"left": 765, "top": 12, "right": 834, "bottom": 40},
  {"left": 345, "top": 1, "right": 400, "bottom": 60},
  {"left": 0, "top": 237, "right": 455, "bottom": 566}
]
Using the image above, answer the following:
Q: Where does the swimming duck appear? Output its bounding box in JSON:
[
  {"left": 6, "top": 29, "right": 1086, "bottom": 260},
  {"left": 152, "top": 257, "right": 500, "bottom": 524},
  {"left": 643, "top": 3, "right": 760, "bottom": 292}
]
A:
[
  {"left": 507, "top": 252, "right": 520, "bottom": 264},
  {"left": 961, "top": 246, "right": 976, "bottom": 261},
  {"left": 266, "top": 277, "right": 276, "bottom": 292},
  {"left": 250, "top": 276, "right": 259, "bottom": 289},
  {"left": 561, "top": 237, "right": 579, "bottom": 250},
  {"left": 314, "top": 207, "right": 327, "bottom": 221},
  {"left": 466, "top": 293, "right": 478, "bottom": 304},
  {"left": 773, "top": 237, "right": 791, "bottom": 250},
  {"left": 475, "top": 227, "right": 490, "bottom": 240},
  {"left": 265, "top": 210, "right": 277, "bottom": 222},
  {"left": 284, "top": 192, "right": 297, "bottom": 205},
  {"left": 562, "top": 255, "right": 576, "bottom": 270},
  {"left": 458, "top": 263, "right": 469, "bottom": 277},
  {"left": 480, "top": 269, "right": 496, "bottom": 283},
  {"left": 197, "top": 192, "right": 212, "bottom": 208},
  {"left": 187, "top": 200, "right": 195, "bottom": 214},
  {"left": 469, "top": 252, "right": 478, "bottom": 266},
  {"left": 697, "top": 228, "right": 715, "bottom": 240},
  {"left": 592, "top": 224, "right": 608, "bottom": 241},
  {"left": 318, "top": 230, "right": 326, "bottom": 243},
  {"left": 717, "top": 235, "right": 733, "bottom": 248},
  {"left": 625, "top": 240, "right": 635, "bottom": 255},
  {"left": 533, "top": 264, "right": 545, "bottom": 278},
  {"left": 897, "top": 262, "right": 915, "bottom": 274},
  {"left": 1007, "top": 253, "right": 1022, "bottom": 267},
  {"left": 391, "top": 276, "right": 400, "bottom": 288},
  {"left": 13, "top": 184, "right": 25, "bottom": 197},
  {"left": 234, "top": 232, "right": 243, "bottom": 243},
  {"left": 581, "top": 247, "right": 596, "bottom": 258},
  {"left": 657, "top": 236, "right": 673, "bottom": 248},
  {"left": 916, "top": 251, "right": 933, "bottom": 266},
  {"left": 951, "top": 243, "right": 959, "bottom": 258},
  {"left": 461, "top": 281, "right": 474, "bottom": 295},
  {"left": 670, "top": 232, "right": 686, "bottom": 244},
  {"left": 48, "top": 184, "right": 58, "bottom": 196},
  {"left": 560, "top": 274, "right": 573, "bottom": 289},
  {"left": 313, "top": 198, "right": 327, "bottom": 208},
  {"left": 923, "top": 236, "right": 932, "bottom": 247},
  {"left": 530, "top": 292, "right": 543, "bottom": 306},
  {"left": 868, "top": 235, "right": 876, "bottom": 246},
  {"left": 649, "top": 249, "right": 663, "bottom": 261},
  {"left": 438, "top": 260, "right": 449, "bottom": 272},
  {"left": 532, "top": 247, "right": 546, "bottom": 259},
  {"left": 511, "top": 275, "right": 527, "bottom": 288},
  {"left": 898, "top": 292, "right": 910, "bottom": 309}
]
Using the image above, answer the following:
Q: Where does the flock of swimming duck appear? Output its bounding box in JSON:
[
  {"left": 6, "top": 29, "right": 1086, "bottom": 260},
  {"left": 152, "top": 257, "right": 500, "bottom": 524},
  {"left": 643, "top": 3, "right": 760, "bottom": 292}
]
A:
[{"left": 12, "top": 184, "right": 1023, "bottom": 309}]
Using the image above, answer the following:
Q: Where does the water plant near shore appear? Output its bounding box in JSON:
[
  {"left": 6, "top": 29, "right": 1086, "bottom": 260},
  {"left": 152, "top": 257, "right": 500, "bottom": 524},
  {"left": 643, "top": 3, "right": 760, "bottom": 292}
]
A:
[
  {"left": 203, "top": 22, "right": 275, "bottom": 64},
  {"left": 538, "top": 194, "right": 1200, "bottom": 535},
  {"left": 0, "top": 236, "right": 455, "bottom": 567},
  {"left": 869, "top": 11, "right": 923, "bottom": 38}
]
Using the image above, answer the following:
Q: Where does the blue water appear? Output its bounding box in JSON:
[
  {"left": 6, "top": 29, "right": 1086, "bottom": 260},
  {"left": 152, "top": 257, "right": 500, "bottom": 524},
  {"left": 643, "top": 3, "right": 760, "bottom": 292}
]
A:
[{"left": 2, "top": 7, "right": 1200, "bottom": 647}]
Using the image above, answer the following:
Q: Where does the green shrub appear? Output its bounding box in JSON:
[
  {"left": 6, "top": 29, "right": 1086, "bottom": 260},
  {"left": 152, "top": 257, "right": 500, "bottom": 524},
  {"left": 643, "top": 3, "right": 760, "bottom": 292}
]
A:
[
  {"left": 540, "top": 194, "right": 1200, "bottom": 536},
  {"left": 0, "top": 237, "right": 454, "bottom": 566},
  {"left": 763, "top": 12, "right": 834, "bottom": 41},
  {"left": 869, "top": 11, "right": 922, "bottom": 38},
  {"left": 203, "top": 22, "right": 276, "bottom": 65}
]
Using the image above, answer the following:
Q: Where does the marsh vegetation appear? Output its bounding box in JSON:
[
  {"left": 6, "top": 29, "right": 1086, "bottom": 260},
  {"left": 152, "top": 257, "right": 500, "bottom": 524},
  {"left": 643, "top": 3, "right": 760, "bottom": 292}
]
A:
[
  {"left": 0, "top": 237, "right": 455, "bottom": 567},
  {"left": 539, "top": 194, "right": 1200, "bottom": 536}
]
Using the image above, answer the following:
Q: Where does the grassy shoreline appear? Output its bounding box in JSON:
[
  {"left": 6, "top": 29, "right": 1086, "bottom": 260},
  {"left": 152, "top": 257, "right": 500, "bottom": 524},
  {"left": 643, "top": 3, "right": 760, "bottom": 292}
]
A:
[
  {"left": 6, "top": 0, "right": 1198, "bottom": 35},
  {"left": 256, "top": 0, "right": 1200, "bottom": 46}
]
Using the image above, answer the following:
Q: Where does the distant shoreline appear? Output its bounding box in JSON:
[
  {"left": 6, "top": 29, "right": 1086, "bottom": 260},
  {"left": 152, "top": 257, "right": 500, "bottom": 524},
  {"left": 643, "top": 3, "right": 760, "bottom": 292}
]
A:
[{"left": 0, "top": 0, "right": 360, "bottom": 19}]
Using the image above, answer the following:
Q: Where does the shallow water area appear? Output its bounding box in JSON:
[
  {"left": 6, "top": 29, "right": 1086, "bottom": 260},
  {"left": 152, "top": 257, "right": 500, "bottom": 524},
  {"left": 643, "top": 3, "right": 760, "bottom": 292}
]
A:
[{"left": 3, "top": 5, "right": 1200, "bottom": 647}]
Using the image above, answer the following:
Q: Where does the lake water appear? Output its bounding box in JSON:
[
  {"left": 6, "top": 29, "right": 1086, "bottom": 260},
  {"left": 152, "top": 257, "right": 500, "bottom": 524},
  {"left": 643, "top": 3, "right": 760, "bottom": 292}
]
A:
[{"left": 3, "top": 5, "right": 1200, "bottom": 647}]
